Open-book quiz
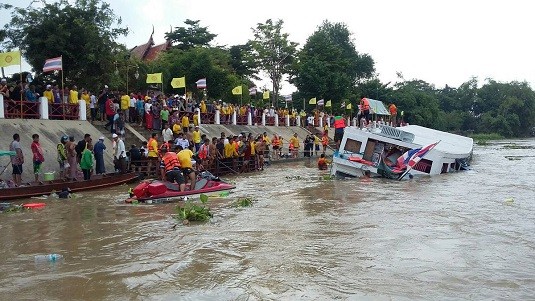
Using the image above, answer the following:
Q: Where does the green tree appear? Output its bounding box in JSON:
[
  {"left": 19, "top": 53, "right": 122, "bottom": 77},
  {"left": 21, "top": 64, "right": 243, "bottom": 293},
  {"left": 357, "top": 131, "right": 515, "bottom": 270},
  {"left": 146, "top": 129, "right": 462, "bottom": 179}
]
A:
[
  {"left": 250, "top": 19, "right": 298, "bottom": 107},
  {"left": 165, "top": 19, "right": 217, "bottom": 50},
  {"left": 229, "top": 43, "right": 259, "bottom": 80},
  {"left": 293, "top": 20, "right": 374, "bottom": 107},
  {"left": 2, "top": 0, "right": 128, "bottom": 90}
]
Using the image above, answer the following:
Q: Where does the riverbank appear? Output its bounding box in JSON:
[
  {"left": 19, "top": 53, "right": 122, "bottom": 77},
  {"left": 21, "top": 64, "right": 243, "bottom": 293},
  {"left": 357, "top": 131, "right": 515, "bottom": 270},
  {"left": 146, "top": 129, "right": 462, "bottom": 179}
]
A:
[{"left": 0, "top": 119, "right": 334, "bottom": 182}]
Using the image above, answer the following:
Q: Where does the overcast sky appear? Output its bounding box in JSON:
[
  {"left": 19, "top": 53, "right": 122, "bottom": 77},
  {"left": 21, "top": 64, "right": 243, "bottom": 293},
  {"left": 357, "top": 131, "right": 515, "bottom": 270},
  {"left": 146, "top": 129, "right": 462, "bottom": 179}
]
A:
[{"left": 2, "top": 0, "right": 535, "bottom": 94}]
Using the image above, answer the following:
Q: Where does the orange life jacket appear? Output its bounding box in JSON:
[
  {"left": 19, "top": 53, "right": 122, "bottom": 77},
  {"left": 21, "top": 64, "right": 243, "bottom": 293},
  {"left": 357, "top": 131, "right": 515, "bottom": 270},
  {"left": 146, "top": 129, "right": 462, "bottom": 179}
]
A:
[
  {"left": 322, "top": 136, "right": 329, "bottom": 146},
  {"left": 198, "top": 144, "right": 209, "bottom": 160},
  {"left": 162, "top": 152, "right": 180, "bottom": 172},
  {"left": 272, "top": 137, "right": 279, "bottom": 146},
  {"left": 361, "top": 98, "right": 370, "bottom": 110}
]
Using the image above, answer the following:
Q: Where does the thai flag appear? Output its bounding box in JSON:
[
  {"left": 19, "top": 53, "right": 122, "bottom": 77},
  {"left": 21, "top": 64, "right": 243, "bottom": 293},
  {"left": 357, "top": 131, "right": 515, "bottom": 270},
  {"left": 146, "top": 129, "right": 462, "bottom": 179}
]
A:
[
  {"left": 249, "top": 87, "right": 257, "bottom": 95},
  {"left": 407, "top": 142, "right": 439, "bottom": 168},
  {"left": 317, "top": 99, "right": 324, "bottom": 106},
  {"left": 43, "top": 57, "right": 62, "bottom": 72},
  {"left": 196, "top": 78, "right": 207, "bottom": 89},
  {"left": 396, "top": 148, "right": 421, "bottom": 169}
]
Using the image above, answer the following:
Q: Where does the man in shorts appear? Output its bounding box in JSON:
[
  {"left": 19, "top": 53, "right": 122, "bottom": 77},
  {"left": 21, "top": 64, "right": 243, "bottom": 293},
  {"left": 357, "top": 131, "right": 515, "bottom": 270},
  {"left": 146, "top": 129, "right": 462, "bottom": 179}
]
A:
[
  {"left": 177, "top": 145, "right": 196, "bottom": 190},
  {"left": 9, "top": 133, "right": 24, "bottom": 186}
]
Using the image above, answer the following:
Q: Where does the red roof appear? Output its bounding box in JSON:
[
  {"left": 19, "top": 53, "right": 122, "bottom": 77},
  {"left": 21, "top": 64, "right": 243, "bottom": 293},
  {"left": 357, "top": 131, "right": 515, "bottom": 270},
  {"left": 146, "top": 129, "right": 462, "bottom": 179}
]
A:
[{"left": 130, "top": 34, "right": 171, "bottom": 62}]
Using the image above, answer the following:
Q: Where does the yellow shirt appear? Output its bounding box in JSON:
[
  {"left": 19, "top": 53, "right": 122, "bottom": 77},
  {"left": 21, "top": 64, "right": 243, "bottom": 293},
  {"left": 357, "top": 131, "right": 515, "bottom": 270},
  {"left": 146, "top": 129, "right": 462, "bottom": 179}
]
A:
[
  {"left": 81, "top": 93, "right": 90, "bottom": 105},
  {"left": 69, "top": 90, "right": 78, "bottom": 104},
  {"left": 193, "top": 114, "right": 199, "bottom": 126},
  {"left": 200, "top": 101, "right": 207, "bottom": 113},
  {"left": 43, "top": 90, "right": 54, "bottom": 103},
  {"left": 192, "top": 130, "right": 201, "bottom": 143},
  {"left": 148, "top": 138, "right": 158, "bottom": 158},
  {"left": 120, "top": 95, "right": 130, "bottom": 110},
  {"left": 250, "top": 141, "right": 256, "bottom": 155},
  {"left": 224, "top": 143, "right": 238, "bottom": 158},
  {"left": 263, "top": 136, "right": 271, "bottom": 144},
  {"left": 177, "top": 149, "right": 194, "bottom": 168},
  {"left": 172, "top": 123, "right": 182, "bottom": 134},
  {"left": 290, "top": 137, "right": 300, "bottom": 148},
  {"left": 181, "top": 116, "right": 189, "bottom": 128}
]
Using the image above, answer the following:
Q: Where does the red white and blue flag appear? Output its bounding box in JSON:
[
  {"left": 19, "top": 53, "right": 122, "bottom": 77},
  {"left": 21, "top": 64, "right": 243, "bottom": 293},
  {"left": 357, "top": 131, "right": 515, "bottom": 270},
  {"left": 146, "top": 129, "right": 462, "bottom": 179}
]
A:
[
  {"left": 396, "top": 142, "right": 439, "bottom": 169},
  {"left": 249, "top": 87, "right": 257, "bottom": 95},
  {"left": 43, "top": 56, "right": 62, "bottom": 72},
  {"left": 196, "top": 78, "right": 207, "bottom": 89}
]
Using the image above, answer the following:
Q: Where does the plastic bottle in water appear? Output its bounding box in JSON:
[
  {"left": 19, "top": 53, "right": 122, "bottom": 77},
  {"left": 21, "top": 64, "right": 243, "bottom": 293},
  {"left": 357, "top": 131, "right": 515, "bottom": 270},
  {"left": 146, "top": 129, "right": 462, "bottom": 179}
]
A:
[{"left": 34, "top": 254, "right": 63, "bottom": 262}]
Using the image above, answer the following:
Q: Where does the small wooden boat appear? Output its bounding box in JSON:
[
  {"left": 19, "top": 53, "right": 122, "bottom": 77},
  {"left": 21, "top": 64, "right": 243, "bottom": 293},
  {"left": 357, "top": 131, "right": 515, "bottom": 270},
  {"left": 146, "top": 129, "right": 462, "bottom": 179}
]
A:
[{"left": 0, "top": 172, "right": 139, "bottom": 201}]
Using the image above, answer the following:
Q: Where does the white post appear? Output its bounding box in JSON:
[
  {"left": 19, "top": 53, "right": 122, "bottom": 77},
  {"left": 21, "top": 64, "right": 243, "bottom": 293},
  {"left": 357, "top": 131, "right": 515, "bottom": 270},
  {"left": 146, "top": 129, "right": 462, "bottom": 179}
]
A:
[
  {"left": 352, "top": 118, "right": 357, "bottom": 127},
  {"left": 347, "top": 117, "right": 350, "bottom": 127},
  {"left": 274, "top": 113, "right": 279, "bottom": 126},
  {"left": 296, "top": 116, "right": 301, "bottom": 127},
  {"left": 0, "top": 95, "right": 4, "bottom": 119},
  {"left": 286, "top": 115, "right": 290, "bottom": 127},
  {"left": 232, "top": 111, "right": 237, "bottom": 125},
  {"left": 319, "top": 117, "right": 323, "bottom": 128},
  {"left": 247, "top": 111, "right": 252, "bottom": 126},
  {"left": 39, "top": 97, "right": 49, "bottom": 120},
  {"left": 78, "top": 99, "right": 86, "bottom": 121},
  {"left": 197, "top": 109, "right": 202, "bottom": 126},
  {"left": 215, "top": 110, "right": 220, "bottom": 124},
  {"left": 262, "top": 113, "right": 266, "bottom": 126}
]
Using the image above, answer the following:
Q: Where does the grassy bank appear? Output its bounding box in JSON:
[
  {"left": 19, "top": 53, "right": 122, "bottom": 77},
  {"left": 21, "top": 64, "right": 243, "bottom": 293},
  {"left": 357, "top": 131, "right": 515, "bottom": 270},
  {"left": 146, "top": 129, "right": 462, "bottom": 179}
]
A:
[{"left": 469, "top": 133, "right": 504, "bottom": 145}]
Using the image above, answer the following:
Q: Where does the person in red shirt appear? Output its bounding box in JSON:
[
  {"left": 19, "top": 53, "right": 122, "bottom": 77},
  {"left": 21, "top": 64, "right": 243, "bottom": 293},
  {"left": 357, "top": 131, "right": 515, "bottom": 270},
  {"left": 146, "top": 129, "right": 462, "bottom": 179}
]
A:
[
  {"left": 389, "top": 103, "right": 398, "bottom": 127},
  {"left": 31, "top": 134, "right": 45, "bottom": 182},
  {"left": 104, "top": 95, "right": 116, "bottom": 132}
]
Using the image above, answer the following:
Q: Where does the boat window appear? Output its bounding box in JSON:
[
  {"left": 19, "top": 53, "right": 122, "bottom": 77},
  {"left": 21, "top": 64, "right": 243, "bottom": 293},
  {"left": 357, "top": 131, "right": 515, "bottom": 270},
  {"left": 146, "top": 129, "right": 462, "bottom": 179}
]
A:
[
  {"left": 362, "top": 140, "right": 376, "bottom": 161},
  {"left": 413, "top": 159, "right": 433, "bottom": 174},
  {"left": 441, "top": 163, "right": 448, "bottom": 174},
  {"left": 344, "top": 139, "right": 362, "bottom": 154}
]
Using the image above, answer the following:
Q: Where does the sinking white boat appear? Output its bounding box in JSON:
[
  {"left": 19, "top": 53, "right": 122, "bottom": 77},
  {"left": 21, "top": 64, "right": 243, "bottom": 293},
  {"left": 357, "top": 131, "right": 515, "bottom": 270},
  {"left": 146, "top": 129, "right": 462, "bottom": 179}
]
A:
[{"left": 331, "top": 124, "right": 473, "bottom": 179}]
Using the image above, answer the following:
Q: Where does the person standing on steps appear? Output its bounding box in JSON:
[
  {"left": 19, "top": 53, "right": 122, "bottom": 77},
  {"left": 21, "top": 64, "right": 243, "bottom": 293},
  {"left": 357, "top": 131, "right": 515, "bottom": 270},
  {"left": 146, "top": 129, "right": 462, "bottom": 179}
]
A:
[
  {"left": 9, "top": 133, "right": 24, "bottom": 186},
  {"left": 94, "top": 136, "right": 106, "bottom": 175},
  {"left": 113, "top": 133, "right": 126, "bottom": 174},
  {"left": 31, "top": 134, "right": 45, "bottom": 182}
]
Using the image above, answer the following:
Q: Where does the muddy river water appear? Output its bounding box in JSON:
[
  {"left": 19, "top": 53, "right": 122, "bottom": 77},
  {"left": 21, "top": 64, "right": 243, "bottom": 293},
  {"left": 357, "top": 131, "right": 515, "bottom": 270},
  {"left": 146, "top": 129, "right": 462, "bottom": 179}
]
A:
[{"left": 0, "top": 140, "right": 534, "bottom": 300}]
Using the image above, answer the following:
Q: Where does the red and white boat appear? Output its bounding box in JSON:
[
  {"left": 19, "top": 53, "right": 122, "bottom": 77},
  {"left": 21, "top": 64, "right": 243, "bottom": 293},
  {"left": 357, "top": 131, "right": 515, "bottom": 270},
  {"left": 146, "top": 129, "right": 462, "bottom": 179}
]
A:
[{"left": 125, "top": 172, "right": 235, "bottom": 203}]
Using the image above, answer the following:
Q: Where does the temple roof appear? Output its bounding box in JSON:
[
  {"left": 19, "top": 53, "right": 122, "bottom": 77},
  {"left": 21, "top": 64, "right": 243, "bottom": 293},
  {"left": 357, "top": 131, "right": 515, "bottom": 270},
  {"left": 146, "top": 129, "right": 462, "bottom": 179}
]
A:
[{"left": 130, "top": 31, "right": 171, "bottom": 62}]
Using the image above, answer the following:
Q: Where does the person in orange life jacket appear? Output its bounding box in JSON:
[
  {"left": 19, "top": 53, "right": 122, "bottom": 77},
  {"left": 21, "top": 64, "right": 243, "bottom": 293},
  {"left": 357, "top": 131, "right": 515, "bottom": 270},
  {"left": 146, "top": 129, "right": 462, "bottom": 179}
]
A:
[
  {"left": 318, "top": 153, "right": 328, "bottom": 170},
  {"left": 321, "top": 132, "right": 329, "bottom": 154},
  {"left": 360, "top": 97, "right": 371, "bottom": 123},
  {"left": 160, "top": 145, "right": 185, "bottom": 191},
  {"left": 388, "top": 103, "right": 398, "bottom": 126},
  {"left": 333, "top": 116, "right": 346, "bottom": 149},
  {"left": 198, "top": 138, "right": 212, "bottom": 165},
  {"left": 271, "top": 134, "right": 280, "bottom": 160}
]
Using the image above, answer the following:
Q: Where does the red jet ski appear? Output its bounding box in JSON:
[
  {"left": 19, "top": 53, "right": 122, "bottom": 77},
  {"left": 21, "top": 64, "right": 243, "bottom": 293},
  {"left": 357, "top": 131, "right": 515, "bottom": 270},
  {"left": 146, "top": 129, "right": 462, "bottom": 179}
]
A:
[{"left": 126, "top": 172, "right": 235, "bottom": 203}]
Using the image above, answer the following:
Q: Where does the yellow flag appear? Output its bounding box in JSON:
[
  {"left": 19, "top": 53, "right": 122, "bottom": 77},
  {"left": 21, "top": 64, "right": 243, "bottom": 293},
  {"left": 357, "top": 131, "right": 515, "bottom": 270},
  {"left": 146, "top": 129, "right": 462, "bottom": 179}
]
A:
[
  {"left": 346, "top": 103, "right": 352, "bottom": 110},
  {"left": 0, "top": 51, "right": 21, "bottom": 67},
  {"left": 263, "top": 90, "right": 270, "bottom": 100},
  {"left": 232, "top": 85, "right": 242, "bottom": 95},
  {"left": 146, "top": 73, "right": 162, "bottom": 84},
  {"left": 309, "top": 97, "right": 316, "bottom": 105},
  {"left": 171, "top": 76, "right": 185, "bottom": 88},
  {"left": 325, "top": 100, "right": 332, "bottom": 107}
]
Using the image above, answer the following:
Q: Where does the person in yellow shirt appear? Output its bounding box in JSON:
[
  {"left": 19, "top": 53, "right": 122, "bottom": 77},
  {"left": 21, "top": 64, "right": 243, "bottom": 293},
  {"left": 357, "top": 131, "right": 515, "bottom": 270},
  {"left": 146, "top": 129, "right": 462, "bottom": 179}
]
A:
[
  {"left": 177, "top": 145, "right": 196, "bottom": 190},
  {"left": 172, "top": 122, "right": 182, "bottom": 136},
  {"left": 289, "top": 133, "right": 300, "bottom": 158},
  {"left": 181, "top": 114, "right": 190, "bottom": 129},
  {"left": 192, "top": 125, "right": 202, "bottom": 152},
  {"left": 193, "top": 110, "right": 199, "bottom": 126},
  {"left": 224, "top": 139, "right": 238, "bottom": 158},
  {"left": 314, "top": 134, "right": 320, "bottom": 156},
  {"left": 43, "top": 85, "right": 54, "bottom": 103},
  {"left": 69, "top": 85, "right": 79, "bottom": 104},
  {"left": 120, "top": 92, "right": 130, "bottom": 122},
  {"left": 200, "top": 100, "right": 207, "bottom": 113},
  {"left": 81, "top": 89, "right": 90, "bottom": 104}
]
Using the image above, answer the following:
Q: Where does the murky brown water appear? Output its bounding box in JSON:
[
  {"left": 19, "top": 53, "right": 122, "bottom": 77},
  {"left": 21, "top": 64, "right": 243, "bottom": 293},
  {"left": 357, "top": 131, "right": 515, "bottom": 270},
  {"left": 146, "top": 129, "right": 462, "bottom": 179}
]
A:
[{"left": 1, "top": 140, "right": 534, "bottom": 300}]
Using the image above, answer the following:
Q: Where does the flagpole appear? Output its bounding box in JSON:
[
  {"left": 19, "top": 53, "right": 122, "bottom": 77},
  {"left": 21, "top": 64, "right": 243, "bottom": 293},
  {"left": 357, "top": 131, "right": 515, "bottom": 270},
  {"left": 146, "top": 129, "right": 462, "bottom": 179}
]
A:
[{"left": 61, "top": 56, "right": 64, "bottom": 104}]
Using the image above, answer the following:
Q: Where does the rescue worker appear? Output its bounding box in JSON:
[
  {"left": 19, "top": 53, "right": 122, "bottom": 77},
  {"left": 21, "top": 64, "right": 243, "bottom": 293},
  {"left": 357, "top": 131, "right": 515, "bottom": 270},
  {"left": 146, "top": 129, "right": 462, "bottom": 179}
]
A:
[
  {"left": 360, "top": 97, "right": 370, "bottom": 125},
  {"left": 333, "top": 116, "right": 346, "bottom": 150},
  {"left": 160, "top": 145, "right": 185, "bottom": 192}
]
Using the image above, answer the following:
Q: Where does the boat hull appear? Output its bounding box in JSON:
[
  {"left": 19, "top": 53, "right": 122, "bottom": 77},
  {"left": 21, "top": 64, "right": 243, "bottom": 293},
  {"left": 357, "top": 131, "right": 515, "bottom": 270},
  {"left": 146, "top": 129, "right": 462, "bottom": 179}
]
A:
[{"left": 1, "top": 172, "right": 139, "bottom": 201}]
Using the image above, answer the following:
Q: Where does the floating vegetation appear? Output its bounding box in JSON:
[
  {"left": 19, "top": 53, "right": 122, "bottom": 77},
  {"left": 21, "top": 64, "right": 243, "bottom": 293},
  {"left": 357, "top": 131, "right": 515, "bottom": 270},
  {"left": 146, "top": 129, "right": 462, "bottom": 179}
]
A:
[
  {"left": 319, "top": 174, "right": 334, "bottom": 181},
  {"left": 0, "top": 204, "right": 24, "bottom": 213},
  {"left": 505, "top": 156, "right": 522, "bottom": 161},
  {"left": 476, "top": 140, "right": 489, "bottom": 146},
  {"left": 469, "top": 133, "right": 504, "bottom": 140},
  {"left": 175, "top": 194, "right": 212, "bottom": 223},
  {"left": 502, "top": 144, "right": 535, "bottom": 150},
  {"left": 233, "top": 197, "right": 255, "bottom": 208},
  {"left": 285, "top": 175, "right": 301, "bottom": 180}
]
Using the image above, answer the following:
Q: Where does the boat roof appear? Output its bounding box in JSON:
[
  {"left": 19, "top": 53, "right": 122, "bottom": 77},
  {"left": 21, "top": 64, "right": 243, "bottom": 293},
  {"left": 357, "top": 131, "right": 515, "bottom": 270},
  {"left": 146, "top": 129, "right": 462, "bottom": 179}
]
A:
[
  {"left": 400, "top": 125, "right": 473, "bottom": 155},
  {"left": 366, "top": 98, "right": 389, "bottom": 115}
]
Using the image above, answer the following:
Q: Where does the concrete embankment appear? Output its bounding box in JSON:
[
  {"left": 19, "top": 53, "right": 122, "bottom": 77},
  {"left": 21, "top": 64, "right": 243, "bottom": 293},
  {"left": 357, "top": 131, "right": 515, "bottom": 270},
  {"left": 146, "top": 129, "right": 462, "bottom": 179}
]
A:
[{"left": 0, "top": 119, "right": 115, "bottom": 182}]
